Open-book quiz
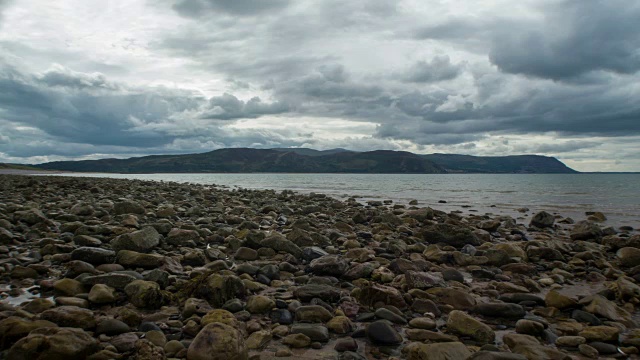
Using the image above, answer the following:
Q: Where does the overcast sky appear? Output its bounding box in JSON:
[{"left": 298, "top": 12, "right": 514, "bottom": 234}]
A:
[{"left": 0, "top": 0, "right": 639, "bottom": 171}]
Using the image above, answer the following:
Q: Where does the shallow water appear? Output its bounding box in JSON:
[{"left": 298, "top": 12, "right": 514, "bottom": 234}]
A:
[{"left": 41, "top": 173, "right": 640, "bottom": 229}]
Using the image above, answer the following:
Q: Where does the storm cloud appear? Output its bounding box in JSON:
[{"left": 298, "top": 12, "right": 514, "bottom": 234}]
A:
[{"left": 0, "top": 0, "right": 638, "bottom": 170}]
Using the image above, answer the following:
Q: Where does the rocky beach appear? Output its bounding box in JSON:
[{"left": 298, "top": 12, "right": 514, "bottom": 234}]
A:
[{"left": 1, "top": 174, "right": 639, "bottom": 360}]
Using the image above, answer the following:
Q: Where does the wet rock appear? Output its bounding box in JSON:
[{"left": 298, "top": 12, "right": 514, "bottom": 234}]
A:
[
  {"left": 246, "top": 295, "right": 275, "bottom": 314},
  {"left": 294, "top": 284, "right": 342, "bottom": 302},
  {"left": 446, "top": 310, "right": 495, "bottom": 344},
  {"left": 405, "top": 271, "right": 445, "bottom": 289},
  {"left": 296, "top": 305, "right": 333, "bottom": 323},
  {"left": 405, "top": 342, "right": 471, "bottom": 360},
  {"left": 617, "top": 247, "right": 640, "bottom": 267},
  {"left": 472, "top": 303, "right": 525, "bottom": 319},
  {"left": 515, "top": 319, "right": 545, "bottom": 336},
  {"left": 530, "top": 211, "right": 555, "bottom": 228},
  {"left": 96, "top": 318, "right": 130, "bottom": 336},
  {"left": 570, "top": 221, "right": 603, "bottom": 241},
  {"left": 70, "top": 247, "right": 116, "bottom": 265},
  {"left": 426, "top": 287, "right": 476, "bottom": 310},
  {"left": 246, "top": 330, "right": 271, "bottom": 350},
  {"left": 467, "top": 351, "right": 527, "bottom": 360},
  {"left": 327, "top": 316, "right": 353, "bottom": 334},
  {"left": 111, "top": 226, "right": 160, "bottom": 253},
  {"left": 545, "top": 290, "right": 578, "bottom": 309},
  {"left": 422, "top": 223, "right": 481, "bottom": 248},
  {"left": 7, "top": 327, "right": 99, "bottom": 359},
  {"left": 582, "top": 294, "right": 635, "bottom": 327},
  {"left": 82, "top": 272, "right": 140, "bottom": 290},
  {"left": 0, "top": 317, "right": 57, "bottom": 349},
  {"left": 117, "top": 250, "right": 164, "bottom": 268},
  {"left": 355, "top": 283, "right": 407, "bottom": 310},
  {"left": 40, "top": 306, "right": 96, "bottom": 329},
  {"left": 309, "top": 255, "right": 349, "bottom": 276},
  {"left": 374, "top": 307, "right": 407, "bottom": 325},
  {"left": 88, "top": 283, "right": 117, "bottom": 304},
  {"left": 261, "top": 234, "right": 303, "bottom": 258},
  {"left": 114, "top": 200, "right": 145, "bottom": 215},
  {"left": 282, "top": 333, "right": 311, "bottom": 348},
  {"left": 579, "top": 326, "right": 620, "bottom": 342},
  {"left": 290, "top": 324, "right": 329, "bottom": 342},
  {"left": 124, "top": 280, "right": 170, "bottom": 309},
  {"left": 187, "top": 323, "right": 247, "bottom": 360},
  {"left": 366, "top": 320, "right": 403, "bottom": 345}
]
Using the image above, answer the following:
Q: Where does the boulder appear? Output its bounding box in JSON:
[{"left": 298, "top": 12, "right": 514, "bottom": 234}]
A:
[
  {"left": 446, "top": 310, "right": 495, "bottom": 344},
  {"left": 124, "top": 280, "right": 170, "bottom": 309},
  {"left": 295, "top": 305, "right": 333, "bottom": 323},
  {"left": 309, "top": 255, "right": 349, "bottom": 276},
  {"left": 530, "top": 211, "right": 555, "bottom": 228},
  {"left": 366, "top": 320, "right": 403, "bottom": 345},
  {"left": 111, "top": 227, "right": 160, "bottom": 253},
  {"left": 422, "top": 223, "right": 480, "bottom": 248},
  {"left": 405, "top": 342, "right": 471, "bottom": 360},
  {"left": 7, "top": 327, "right": 99, "bottom": 360},
  {"left": 570, "top": 221, "right": 602, "bottom": 241},
  {"left": 187, "top": 323, "right": 247, "bottom": 360},
  {"left": 39, "top": 306, "right": 96, "bottom": 330}
]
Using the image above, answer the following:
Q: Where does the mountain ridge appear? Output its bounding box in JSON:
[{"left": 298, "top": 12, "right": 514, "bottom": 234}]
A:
[{"left": 34, "top": 148, "right": 578, "bottom": 174}]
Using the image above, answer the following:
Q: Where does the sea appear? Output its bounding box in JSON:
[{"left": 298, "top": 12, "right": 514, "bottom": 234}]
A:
[{"left": 48, "top": 173, "right": 640, "bottom": 230}]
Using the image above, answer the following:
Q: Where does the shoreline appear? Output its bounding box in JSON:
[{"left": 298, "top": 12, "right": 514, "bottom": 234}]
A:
[{"left": 0, "top": 174, "right": 639, "bottom": 359}]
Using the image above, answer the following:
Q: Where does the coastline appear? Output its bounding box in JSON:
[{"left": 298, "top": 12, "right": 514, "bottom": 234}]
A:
[{"left": 0, "top": 174, "right": 639, "bottom": 359}]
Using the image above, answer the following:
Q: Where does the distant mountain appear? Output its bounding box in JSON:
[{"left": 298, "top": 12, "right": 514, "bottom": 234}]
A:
[
  {"left": 423, "top": 153, "right": 578, "bottom": 174},
  {"left": 33, "top": 148, "right": 577, "bottom": 174}
]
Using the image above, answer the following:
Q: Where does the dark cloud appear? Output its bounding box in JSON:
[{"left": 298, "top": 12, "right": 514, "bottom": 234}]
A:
[
  {"left": 172, "top": 0, "right": 290, "bottom": 17},
  {"left": 490, "top": 1, "right": 640, "bottom": 80},
  {"left": 401, "top": 56, "right": 464, "bottom": 83},
  {"left": 201, "top": 93, "right": 289, "bottom": 120}
]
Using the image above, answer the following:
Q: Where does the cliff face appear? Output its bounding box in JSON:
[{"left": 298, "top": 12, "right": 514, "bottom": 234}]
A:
[{"left": 34, "top": 148, "right": 577, "bottom": 174}]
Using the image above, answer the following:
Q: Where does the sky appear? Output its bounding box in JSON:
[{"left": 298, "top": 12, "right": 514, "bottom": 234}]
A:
[{"left": 0, "top": 0, "right": 639, "bottom": 171}]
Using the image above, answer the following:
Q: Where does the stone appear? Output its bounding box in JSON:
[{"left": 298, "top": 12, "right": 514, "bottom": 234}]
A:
[
  {"left": 374, "top": 308, "right": 407, "bottom": 325},
  {"left": 70, "top": 247, "right": 116, "bottom": 265},
  {"left": 405, "top": 271, "right": 445, "bottom": 289},
  {"left": 124, "top": 280, "right": 169, "bottom": 309},
  {"left": 282, "top": 333, "right": 311, "bottom": 348},
  {"left": 515, "top": 319, "right": 545, "bottom": 336},
  {"left": 167, "top": 228, "right": 201, "bottom": 246},
  {"left": 545, "top": 290, "right": 577, "bottom": 309},
  {"left": 88, "top": 284, "right": 117, "bottom": 304},
  {"left": 309, "top": 255, "right": 349, "bottom": 276},
  {"left": 555, "top": 336, "right": 586, "bottom": 347},
  {"left": 578, "top": 326, "right": 620, "bottom": 342},
  {"left": 366, "top": 320, "right": 403, "bottom": 345},
  {"left": 290, "top": 324, "right": 329, "bottom": 342},
  {"left": 0, "top": 317, "right": 57, "bottom": 349},
  {"left": 617, "top": 247, "right": 640, "bottom": 267},
  {"left": 192, "top": 273, "right": 246, "bottom": 308},
  {"left": 145, "top": 330, "right": 167, "bottom": 347},
  {"left": 246, "top": 330, "right": 271, "bottom": 350},
  {"left": 246, "top": 295, "right": 275, "bottom": 314},
  {"left": 334, "top": 338, "right": 358, "bottom": 352},
  {"left": 355, "top": 283, "right": 407, "bottom": 310},
  {"left": 261, "top": 234, "right": 303, "bottom": 258},
  {"left": 111, "top": 332, "right": 139, "bottom": 352},
  {"left": 201, "top": 309, "right": 239, "bottom": 327},
  {"left": 96, "top": 318, "right": 130, "bottom": 336},
  {"left": 53, "top": 278, "right": 85, "bottom": 296},
  {"left": 578, "top": 344, "right": 599, "bottom": 358},
  {"left": 467, "top": 351, "right": 527, "bottom": 360},
  {"left": 187, "top": 323, "right": 247, "bottom": 360},
  {"left": 296, "top": 305, "right": 333, "bottom": 323},
  {"left": 530, "top": 211, "right": 555, "bottom": 228},
  {"left": 40, "top": 306, "right": 96, "bottom": 329},
  {"left": 111, "top": 226, "right": 160, "bottom": 253},
  {"left": 472, "top": 303, "right": 525, "bottom": 319},
  {"left": 408, "top": 317, "right": 437, "bottom": 330},
  {"left": 405, "top": 342, "right": 472, "bottom": 360},
  {"left": 114, "top": 200, "right": 145, "bottom": 215},
  {"left": 116, "top": 250, "right": 164, "bottom": 268},
  {"left": 7, "top": 327, "right": 99, "bottom": 359},
  {"left": 426, "top": 287, "right": 476, "bottom": 310},
  {"left": 10, "top": 266, "right": 38, "bottom": 279},
  {"left": 327, "top": 316, "right": 353, "bottom": 334},
  {"left": 422, "top": 223, "right": 481, "bottom": 248},
  {"left": 234, "top": 247, "right": 258, "bottom": 261},
  {"left": 570, "top": 221, "right": 602, "bottom": 241},
  {"left": 582, "top": 295, "right": 635, "bottom": 327},
  {"left": 294, "top": 284, "right": 342, "bottom": 302},
  {"left": 82, "top": 272, "right": 139, "bottom": 290},
  {"left": 446, "top": 310, "right": 495, "bottom": 344}
]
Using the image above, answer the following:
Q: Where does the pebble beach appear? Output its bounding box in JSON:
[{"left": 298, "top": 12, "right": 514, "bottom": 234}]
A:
[{"left": 1, "top": 174, "right": 639, "bottom": 360}]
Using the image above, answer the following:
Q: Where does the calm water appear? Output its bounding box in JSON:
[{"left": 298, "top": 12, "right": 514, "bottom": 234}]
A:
[{"left": 49, "top": 173, "right": 640, "bottom": 229}]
